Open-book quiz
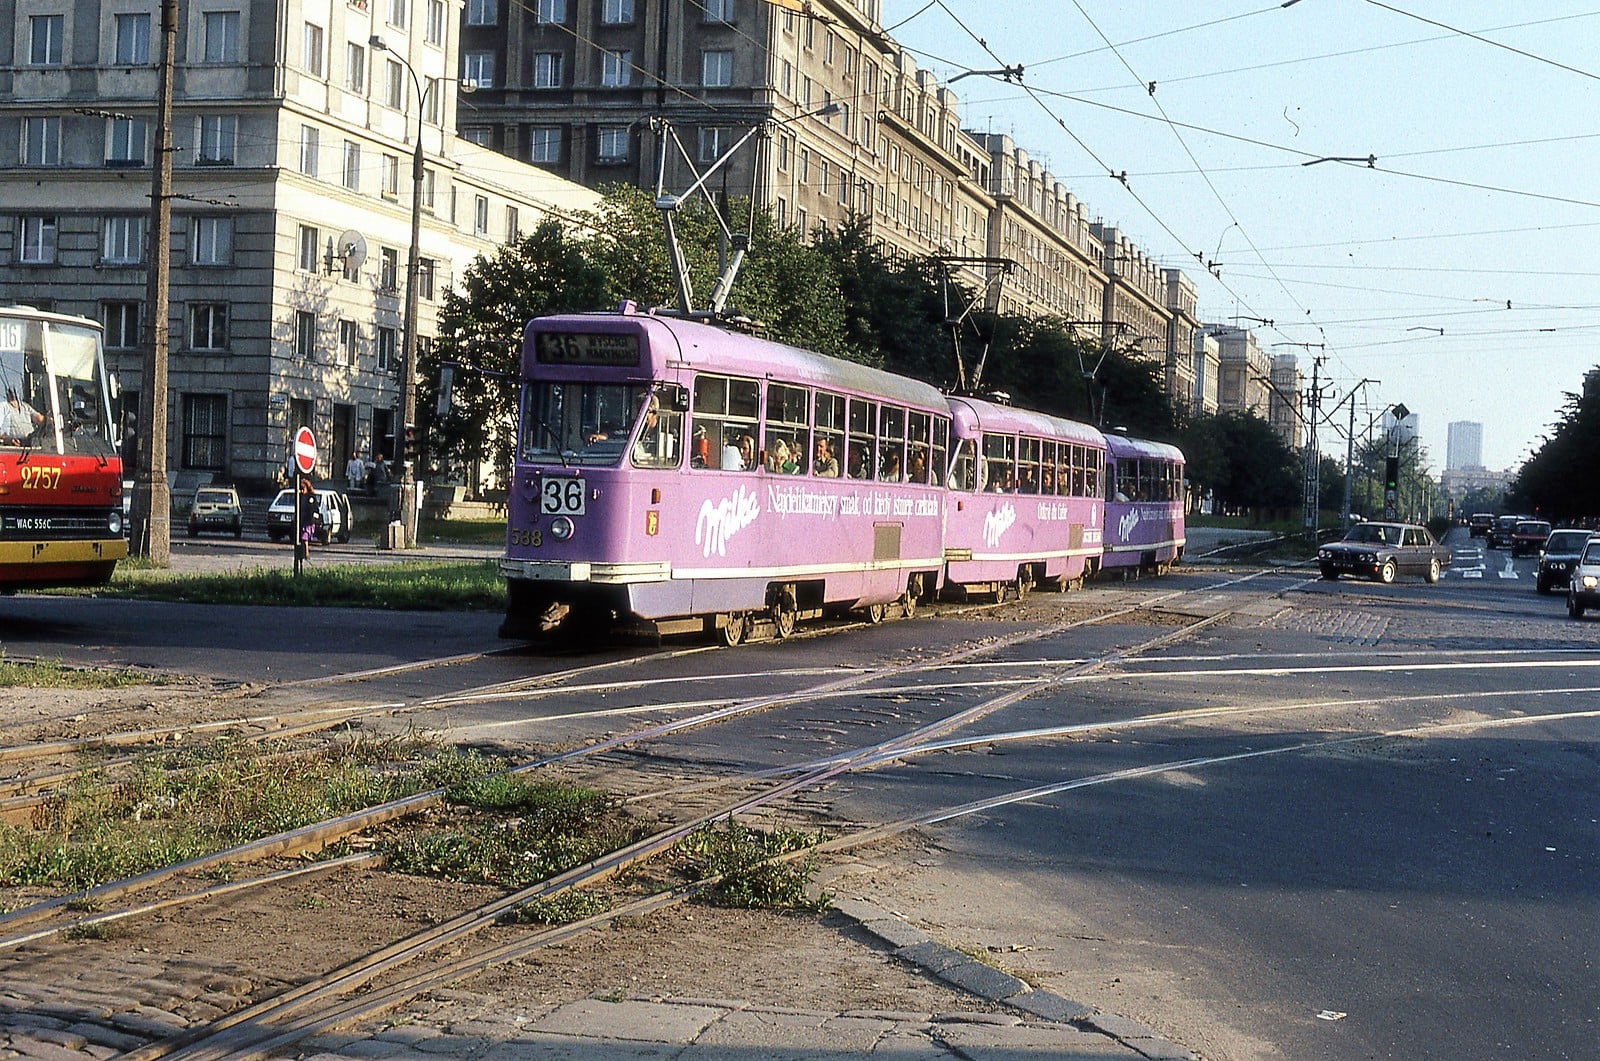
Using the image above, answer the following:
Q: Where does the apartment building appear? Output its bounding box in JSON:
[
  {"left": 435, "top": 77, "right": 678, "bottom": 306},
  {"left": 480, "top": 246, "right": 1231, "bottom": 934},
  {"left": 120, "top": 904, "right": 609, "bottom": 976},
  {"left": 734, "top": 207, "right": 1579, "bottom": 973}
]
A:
[
  {"left": 1208, "top": 324, "right": 1273, "bottom": 421},
  {"left": 0, "top": 0, "right": 598, "bottom": 490}
]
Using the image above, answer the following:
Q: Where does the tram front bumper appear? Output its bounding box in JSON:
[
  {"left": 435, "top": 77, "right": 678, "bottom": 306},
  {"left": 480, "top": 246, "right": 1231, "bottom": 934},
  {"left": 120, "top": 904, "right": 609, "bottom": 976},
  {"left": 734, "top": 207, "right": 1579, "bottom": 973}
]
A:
[{"left": 499, "top": 559, "right": 671, "bottom": 584}]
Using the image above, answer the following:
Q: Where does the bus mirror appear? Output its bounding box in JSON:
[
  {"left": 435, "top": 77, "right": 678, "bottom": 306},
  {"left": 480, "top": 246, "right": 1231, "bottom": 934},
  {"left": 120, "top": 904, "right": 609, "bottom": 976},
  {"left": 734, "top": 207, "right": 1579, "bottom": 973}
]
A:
[{"left": 667, "top": 386, "right": 689, "bottom": 413}]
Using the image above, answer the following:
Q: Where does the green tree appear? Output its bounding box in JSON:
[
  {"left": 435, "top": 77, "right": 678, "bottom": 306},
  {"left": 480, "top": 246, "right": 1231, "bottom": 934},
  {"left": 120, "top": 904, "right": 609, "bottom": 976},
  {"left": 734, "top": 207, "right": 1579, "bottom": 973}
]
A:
[
  {"left": 1511, "top": 370, "right": 1600, "bottom": 520},
  {"left": 1179, "top": 411, "right": 1299, "bottom": 517}
]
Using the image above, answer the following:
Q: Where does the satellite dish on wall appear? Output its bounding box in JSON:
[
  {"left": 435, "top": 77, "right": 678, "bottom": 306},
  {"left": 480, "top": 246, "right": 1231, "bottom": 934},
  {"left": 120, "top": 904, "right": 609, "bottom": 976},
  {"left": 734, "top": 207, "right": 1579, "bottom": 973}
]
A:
[{"left": 337, "top": 230, "right": 368, "bottom": 271}]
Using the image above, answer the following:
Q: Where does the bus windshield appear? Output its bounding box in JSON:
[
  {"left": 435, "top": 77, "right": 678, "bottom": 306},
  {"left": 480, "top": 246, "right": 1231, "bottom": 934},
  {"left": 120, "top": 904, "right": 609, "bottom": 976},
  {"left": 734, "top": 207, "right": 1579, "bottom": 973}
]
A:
[
  {"left": 0, "top": 314, "right": 117, "bottom": 458},
  {"left": 519, "top": 381, "right": 651, "bottom": 467}
]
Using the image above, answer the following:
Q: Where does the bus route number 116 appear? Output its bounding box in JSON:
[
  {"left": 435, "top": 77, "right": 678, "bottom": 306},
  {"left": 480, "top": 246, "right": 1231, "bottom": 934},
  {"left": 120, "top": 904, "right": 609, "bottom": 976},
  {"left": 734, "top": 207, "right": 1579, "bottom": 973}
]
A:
[{"left": 541, "top": 477, "right": 586, "bottom": 516}]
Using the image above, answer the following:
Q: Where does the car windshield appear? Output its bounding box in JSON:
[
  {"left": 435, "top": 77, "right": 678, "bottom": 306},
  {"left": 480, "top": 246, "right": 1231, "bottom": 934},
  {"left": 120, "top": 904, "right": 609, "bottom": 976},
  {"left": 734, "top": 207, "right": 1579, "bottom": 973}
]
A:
[
  {"left": 1516, "top": 522, "right": 1550, "bottom": 534},
  {"left": 1548, "top": 531, "right": 1591, "bottom": 552},
  {"left": 0, "top": 315, "right": 118, "bottom": 458},
  {"left": 195, "top": 489, "right": 234, "bottom": 504},
  {"left": 1584, "top": 542, "right": 1600, "bottom": 564},
  {"left": 519, "top": 381, "right": 651, "bottom": 468},
  {"left": 1346, "top": 524, "right": 1401, "bottom": 545}
]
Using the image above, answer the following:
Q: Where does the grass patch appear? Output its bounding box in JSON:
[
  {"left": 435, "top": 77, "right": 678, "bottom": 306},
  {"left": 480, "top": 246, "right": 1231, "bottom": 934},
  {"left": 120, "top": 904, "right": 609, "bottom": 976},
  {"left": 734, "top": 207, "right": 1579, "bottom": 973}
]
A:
[
  {"left": 675, "top": 820, "right": 830, "bottom": 911},
  {"left": 385, "top": 778, "right": 636, "bottom": 888},
  {"left": 0, "top": 658, "right": 165, "bottom": 689},
  {"left": 499, "top": 889, "right": 610, "bottom": 926},
  {"left": 419, "top": 518, "right": 507, "bottom": 546},
  {"left": 0, "top": 740, "right": 503, "bottom": 893},
  {"left": 73, "top": 561, "right": 504, "bottom": 611}
]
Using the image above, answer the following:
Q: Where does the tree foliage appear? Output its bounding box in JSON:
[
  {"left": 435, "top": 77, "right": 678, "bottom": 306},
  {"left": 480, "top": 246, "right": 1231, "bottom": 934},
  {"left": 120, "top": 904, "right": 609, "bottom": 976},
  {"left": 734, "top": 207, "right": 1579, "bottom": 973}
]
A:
[
  {"left": 1509, "top": 370, "right": 1600, "bottom": 520},
  {"left": 1178, "top": 412, "right": 1300, "bottom": 515}
]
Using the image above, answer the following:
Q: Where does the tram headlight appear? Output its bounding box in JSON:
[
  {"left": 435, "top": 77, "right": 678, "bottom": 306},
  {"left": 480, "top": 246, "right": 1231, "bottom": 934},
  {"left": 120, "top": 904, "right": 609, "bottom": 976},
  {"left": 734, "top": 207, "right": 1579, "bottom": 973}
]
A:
[
  {"left": 107, "top": 510, "right": 123, "bottom": 536},
  {"left": 550, "top": 515, "right": 575, "bottom": 541}
]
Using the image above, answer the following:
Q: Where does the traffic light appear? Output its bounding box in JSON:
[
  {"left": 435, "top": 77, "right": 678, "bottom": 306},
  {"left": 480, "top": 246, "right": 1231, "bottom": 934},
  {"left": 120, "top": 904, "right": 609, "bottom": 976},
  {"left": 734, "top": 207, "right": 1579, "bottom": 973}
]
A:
[
  {"left": 1384, "top": 456, "right": 1400, "bottom": 495},
  {"left": 403, "top": 423, "right": 420, "bottom": 462}
]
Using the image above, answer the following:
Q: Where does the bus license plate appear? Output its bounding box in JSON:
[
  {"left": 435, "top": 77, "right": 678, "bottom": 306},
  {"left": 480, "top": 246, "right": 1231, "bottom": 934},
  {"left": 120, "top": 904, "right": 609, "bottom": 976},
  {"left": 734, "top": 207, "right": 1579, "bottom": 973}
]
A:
[{"left": 541, "top": 477, "right": 586, "bottom": 516}]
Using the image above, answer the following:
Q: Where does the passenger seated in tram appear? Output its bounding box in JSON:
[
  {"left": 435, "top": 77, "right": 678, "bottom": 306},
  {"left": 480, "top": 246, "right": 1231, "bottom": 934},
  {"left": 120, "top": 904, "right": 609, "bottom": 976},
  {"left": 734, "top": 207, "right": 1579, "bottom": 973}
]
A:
[
  {"left": 720, "top": 430, "right": 743, "bottom": 470},
  {"left": 849, "top": 447, "right": 873, "bottom": 480},
  {"left": 879, "top": 450, "right": 901, "bottom": 481},
  {"left": 984, "top": 465, "right": 1013, "bottom": 492},
  {"left": 814, "top": 437, "right": 840, "bottom": 477},
  {"left": 1041, "top": 465, "right": 1056, "bottom": 493},
  {"left": 907, "top": 447, "right": 928, "bottom": 484},
  {"left": 738, "top": 434, "right": 756, "bottom": 470},
  {"left": 767, "top": 437, "right": 800, "bottom": 474}
]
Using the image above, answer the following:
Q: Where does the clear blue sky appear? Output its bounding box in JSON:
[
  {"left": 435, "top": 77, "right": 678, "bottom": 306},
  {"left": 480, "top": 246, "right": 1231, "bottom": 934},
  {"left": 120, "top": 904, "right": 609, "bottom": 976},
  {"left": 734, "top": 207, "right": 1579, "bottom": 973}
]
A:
[{"left": 884, "top": 1, "right": 1600, "bottom": 472}]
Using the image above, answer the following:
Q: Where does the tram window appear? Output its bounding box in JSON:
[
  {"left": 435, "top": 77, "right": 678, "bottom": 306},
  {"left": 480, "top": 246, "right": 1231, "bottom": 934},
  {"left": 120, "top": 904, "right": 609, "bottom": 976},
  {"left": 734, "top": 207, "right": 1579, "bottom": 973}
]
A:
[
  {"left": 692, "top": 374, "right": 759, "bottom": 471},
  {"left": 931, "top": 417, "right": 948, "bottom": 488},
  {"left": 1018, "top": 437, "right": 1041, "bottom": 494},
  {"left": 981, "top": 432, "right": 1014, "bottom": 492},
  {"left": 1086, "top": 449, "right": 1101, "bottom": 499},
  {"left": 1039, "top": 440, "right": 1057, "bottom": 495},
  {"left": 949, "top": 437, "right": 976, "bottom": 491},
  {"left": 847, "top": 398, "right": 876, "bottom": 480},
  {"left": 878, "top": 405, "right": 905, "bottom": 481},
  {"left": 906, "top": 410, "right": 931, "bottom": 484},
  {"left": 764, "top": 382, "right": 808, "bottom": 475},
  {"left": 629, "top": 384, "right": 685, "bottom": 469},
  {"left": 1069, "top": 445, "right": 1085, "bottom": 497},
  {"left": 813, "top": 390, "right": 844, "bottom": 477}
]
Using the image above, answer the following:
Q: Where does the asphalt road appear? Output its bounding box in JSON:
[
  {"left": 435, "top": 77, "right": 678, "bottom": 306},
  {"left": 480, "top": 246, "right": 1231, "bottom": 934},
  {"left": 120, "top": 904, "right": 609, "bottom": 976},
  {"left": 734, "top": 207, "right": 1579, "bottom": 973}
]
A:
[{"left": 5, "top": 529, "right": 1595, "bottom": 1059}]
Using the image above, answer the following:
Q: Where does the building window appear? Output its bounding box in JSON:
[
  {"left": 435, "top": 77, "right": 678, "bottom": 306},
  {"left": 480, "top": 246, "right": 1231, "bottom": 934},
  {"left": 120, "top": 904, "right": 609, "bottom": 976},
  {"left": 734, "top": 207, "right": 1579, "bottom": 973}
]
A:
[
  {"left": 182, "top": 395, "right": 227, "bottom": 470},
  {"left": 298, "top": 225, "right": 320, "bottom": 272},
  {"left": 506, "top": 206, "right": 519, "bottom": 241},
  {"left": 462, "top": 126, "right": 491, "bottom": 146},
  {"left": 529, "top": 126, "right": 560, "bottom": 164},
  {"left": 777, "top": 133, "right": 790, "bottom": 171},
  {"left": 385, "top": 59, "right": 405, "bottom": 108},
  {"left": 775, "top": 197, "right": 786, "bottom": 230},
  {"left": 799, "top": 147, "right": 809, "bottom": 184},
  {"left": 781, "top": 60, "right": 792, "bottom": 97},
  {"left": 532, "top": 52, "right": 564, "bottom": 88},
  {"left": 703, "top": 0, "right": 733, "bottom": 22},
  {"left": 376, "top": 326, "right": 397, "bottom": 372},
  {"left": 295, "top": 311, "right": 317, "bottom": 357},
  {"left": 346, "top": 42, "right": 366, "bottom": 92},
  {"left": 702, "top": 50, "right": 732, "bottom": 87},
  {"left": 299, "top": 125, "right": 319, "bottom": 176},
  {"left": 600, "top": 49, "right": 630, "bottom": 87},
  {"left": 535, "top": 0, "right": 566, "bottom": 23},
  {"left": 473, "top": 195, "right": 489, "bottom": 235},
  {"left": 601, "top": 0, "right": 633, "bottom": 24},
  {"left": 797, "top": 207, "right": 807, "bottom": 234},
  {"left": 419, "top": 258, "right": 436, "bottom": 299},
  {"left": 463, "top": 52, "right": 494, "bottom": 88},
  {"left": 189, "top": 304, "right": 228, "bottom": 351},
  {"left": 202, "top": 11, "right": 240, "bottom": 63},
  {"left": 466, "top": 0, "right": 496, "bottom": 24},
  {"left": 191, "top": 217, "right": 233, "bottom": 265},
  {"left": 818, "top": 158, "right": 828, "bottom": 197},
  {"left": 23, "top": 117, "right": 60, "bottom": 166},
  {"left": 597, "top": 126, "right": 628, "bottom": 164},
  {"left": 337, "top": 319, "right": 359, "bottom": 366},
  {"left": 342, "top": 141, "right": 361, "bottom": 190},
  {"left": 387, "top": 0, "right": 408, "bottom": 29},
  {"left": 104, "top": 302, "right": 140, "bottom": 350},
  {"left": 115, "top": 13, "right": 151, "bottom": 64},
  {"left": 380, "top": 246, "right": 399, "bottom": 291},
  {"left": 29, "top": 15, "right": 63, "bottom": 65},
  {"left": 19, "top": 216, "right": 57, "bottom": 264},
  {"left": 825, "top": 30, "right": 834, "bottom": 64},
  {"left": 106, "top": 117, "right": 149, "bottom": 166},
  {"left": 426, "top": 0, "right": 447, "bottom": 43},
  {"left": 422, "top": 168, "right": 436, "bottom": 209},
  {"left": 197, "top": 115, "right": 237, "bottom": 165},
  {"left": 304, "top": 22, "right": 325, "bottom": 76},
  {"left": 697, "top": 126, "right": 732, "bottom": 163},
  {"left": 102, "top": 215, "right": 145, "bottom": 264},
  {"left": 424, "top": 77, "right": 442, "bottom": 124},
  {"left": 380, "top": 154, "right": 399, "bottom": 198}
]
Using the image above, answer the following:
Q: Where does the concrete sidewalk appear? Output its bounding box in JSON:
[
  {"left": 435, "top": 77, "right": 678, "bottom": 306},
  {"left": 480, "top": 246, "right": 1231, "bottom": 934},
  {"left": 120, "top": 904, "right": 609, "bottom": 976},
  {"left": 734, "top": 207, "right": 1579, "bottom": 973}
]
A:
[{"left": 297, "top": 900, "right": 1195, "bottom": 1061}]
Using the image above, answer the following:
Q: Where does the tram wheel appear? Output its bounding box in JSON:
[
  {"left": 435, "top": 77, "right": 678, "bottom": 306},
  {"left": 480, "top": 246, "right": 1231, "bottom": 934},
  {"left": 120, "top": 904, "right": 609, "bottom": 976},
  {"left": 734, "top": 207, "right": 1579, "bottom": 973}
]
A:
[
  {"left": 898, "top": 592, "right": 917, "bottom": 620},
  {"left": 721, "top": 613, "right": 747, "bottom": 646},
  {"left": 772, "top": 601, "right": 798, "bottom": 639},
  {"left": 1015, "top": 568, "right": 1035, "bottom": 600},
  {"left": 865, "top": 603, "right": 887, "bottom": 624}
]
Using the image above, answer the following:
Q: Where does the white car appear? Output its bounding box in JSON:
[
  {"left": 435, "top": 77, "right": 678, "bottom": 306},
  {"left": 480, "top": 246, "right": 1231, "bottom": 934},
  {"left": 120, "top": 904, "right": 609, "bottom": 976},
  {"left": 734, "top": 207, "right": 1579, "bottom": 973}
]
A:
[{"left": 266, "top": 486, "right": 352, "bottom": 544}]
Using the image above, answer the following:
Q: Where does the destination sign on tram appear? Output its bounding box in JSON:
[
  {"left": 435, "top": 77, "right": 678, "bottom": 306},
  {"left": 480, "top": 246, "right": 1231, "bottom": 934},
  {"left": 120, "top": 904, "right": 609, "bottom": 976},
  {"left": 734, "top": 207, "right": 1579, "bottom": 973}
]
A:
[{"left": 535, "top": 332, "right": 640, "bottom": 367}]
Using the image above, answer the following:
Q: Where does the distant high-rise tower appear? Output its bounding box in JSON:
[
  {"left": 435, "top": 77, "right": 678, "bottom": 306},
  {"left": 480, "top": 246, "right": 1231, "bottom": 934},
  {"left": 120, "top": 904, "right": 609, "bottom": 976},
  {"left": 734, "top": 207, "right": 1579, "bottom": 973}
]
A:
[{"left": 1447, "top": 421, "right": 1484, "bottom": 470}]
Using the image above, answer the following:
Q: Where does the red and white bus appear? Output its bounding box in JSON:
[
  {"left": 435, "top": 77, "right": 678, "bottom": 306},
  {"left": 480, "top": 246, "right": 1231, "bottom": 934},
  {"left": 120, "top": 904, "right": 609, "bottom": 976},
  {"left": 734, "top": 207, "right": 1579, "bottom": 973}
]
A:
[{"left": 0, "top": 306, "right": 126, "bottom": 589}]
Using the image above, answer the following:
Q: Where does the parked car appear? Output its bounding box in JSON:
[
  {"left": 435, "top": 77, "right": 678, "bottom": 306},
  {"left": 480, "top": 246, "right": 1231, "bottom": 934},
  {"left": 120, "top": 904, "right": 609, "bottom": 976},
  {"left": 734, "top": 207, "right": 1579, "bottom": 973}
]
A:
[
  {"left": 1536, "top": 529, "right": 1593, "bottom": 594},
  {"left": 1568, "top": 538, "right": 1600, "bottom": 618},
  {"left": 1467, "top": 512, "right": 1494, "bottom": 538},
  {"left": 1487, "top": 514, "right": 1525, "bottom": 549},
  {"left": 1510, "top": 519, "right": 1552, "bottom": 557},
  {"left": 1318, "top": 521, "right": 1451, "bottom": 584},
  {"left": 186, "top": 485, "right": 243, "bottom": 538},
  {"left": 266, "top": 486, "right": 352, "bottom": 544}
]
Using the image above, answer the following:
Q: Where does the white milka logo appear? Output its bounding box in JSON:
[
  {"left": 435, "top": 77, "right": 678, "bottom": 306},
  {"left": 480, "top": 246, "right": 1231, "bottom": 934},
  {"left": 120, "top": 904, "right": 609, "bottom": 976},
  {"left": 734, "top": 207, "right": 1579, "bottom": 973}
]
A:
[
  {"left": 983, "top": 502, "right": 1017, "bottom": 548},
  {"left": 696, "top": 486, "right": 761, "bottom": 557},
  {"left": 1118, "top": 508, "right": 1141, "bottom": 541}
]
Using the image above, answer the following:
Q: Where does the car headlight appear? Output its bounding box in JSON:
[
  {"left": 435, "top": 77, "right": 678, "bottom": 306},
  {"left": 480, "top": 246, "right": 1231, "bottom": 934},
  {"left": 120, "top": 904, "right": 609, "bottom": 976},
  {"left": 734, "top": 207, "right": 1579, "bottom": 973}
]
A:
[
  {"left": 1583, "top": 575, "right": 1599, "bottom": 590},
  {"left": 549, "top": 515, "right": 575, "bottom": 541},
  {"left": 107, "top": 510, "right": 122, "bottom": 535},
  {"left": 1318, "top": 549, "right": 1331, "bottom": 559}
]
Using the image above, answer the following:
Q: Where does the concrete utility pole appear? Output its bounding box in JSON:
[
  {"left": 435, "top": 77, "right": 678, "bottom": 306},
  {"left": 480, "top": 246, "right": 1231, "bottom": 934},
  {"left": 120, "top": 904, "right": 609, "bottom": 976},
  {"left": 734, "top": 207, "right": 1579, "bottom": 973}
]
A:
[
  {"left": 1302, "top": 354, "right": 1324, "bottom": 536},
  {"left": 129, "top": 0, "right": 176, "bottom": 564},
  {"left": 1341, "top": 379, "right": 1377, "bottom": 527}
]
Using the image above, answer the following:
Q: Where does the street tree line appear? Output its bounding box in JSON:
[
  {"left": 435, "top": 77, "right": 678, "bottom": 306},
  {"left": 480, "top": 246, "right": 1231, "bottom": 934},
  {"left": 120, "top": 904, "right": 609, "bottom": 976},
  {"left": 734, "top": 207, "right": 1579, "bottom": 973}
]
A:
[
  {"left": 421, "top": 186, "right": 1305, "bottom": 515},
  {"left": 1509, "top": 369, "right": 1600, "bottom": 521}
]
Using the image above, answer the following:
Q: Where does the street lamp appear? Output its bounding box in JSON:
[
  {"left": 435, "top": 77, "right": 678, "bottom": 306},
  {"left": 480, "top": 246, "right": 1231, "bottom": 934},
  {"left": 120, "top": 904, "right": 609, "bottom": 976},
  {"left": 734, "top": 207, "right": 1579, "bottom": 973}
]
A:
[{"left": 368, "top": 35, "right": 455, "bottom": 548}]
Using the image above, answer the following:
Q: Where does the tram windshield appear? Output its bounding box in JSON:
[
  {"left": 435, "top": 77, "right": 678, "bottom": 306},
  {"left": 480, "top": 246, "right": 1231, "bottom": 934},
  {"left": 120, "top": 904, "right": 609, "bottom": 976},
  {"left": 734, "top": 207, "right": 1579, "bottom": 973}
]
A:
[
  {"left": 0, "top": 313, "right": 117, "bottom": 458},
  {"left": 520, "top": 381, "right": 684, "bottom": 468}
]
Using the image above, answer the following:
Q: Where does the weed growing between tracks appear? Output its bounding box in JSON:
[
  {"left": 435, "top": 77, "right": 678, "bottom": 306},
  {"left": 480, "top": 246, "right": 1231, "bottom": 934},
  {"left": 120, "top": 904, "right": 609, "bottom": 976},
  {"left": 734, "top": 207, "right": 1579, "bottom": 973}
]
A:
[
  {"left": 0, "top": 735, "right": 505, "bottom": 892},
  {"left": 0, "top": 658, "right": 167, "bottom": 689},
  {"left": 60, "top": 560, "right": 504, "bottom": 611},
  {"left": 675, "top": 820, "right": 831, "bottom": 912}
]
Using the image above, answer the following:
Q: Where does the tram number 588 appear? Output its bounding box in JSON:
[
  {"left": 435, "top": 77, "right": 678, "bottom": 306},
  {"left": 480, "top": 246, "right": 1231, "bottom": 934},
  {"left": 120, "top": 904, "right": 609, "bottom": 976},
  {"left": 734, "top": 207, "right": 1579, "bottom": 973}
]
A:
[{"left": 540, "top": 477, "right": 586, "bottom": 516}]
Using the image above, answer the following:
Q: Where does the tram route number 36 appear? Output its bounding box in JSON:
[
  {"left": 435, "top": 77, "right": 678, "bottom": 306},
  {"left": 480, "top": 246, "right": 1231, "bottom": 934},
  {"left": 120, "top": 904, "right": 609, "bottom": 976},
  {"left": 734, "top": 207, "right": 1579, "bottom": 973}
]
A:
[{"left": 541, "top": 477, "right": 586, "bottom": 516}]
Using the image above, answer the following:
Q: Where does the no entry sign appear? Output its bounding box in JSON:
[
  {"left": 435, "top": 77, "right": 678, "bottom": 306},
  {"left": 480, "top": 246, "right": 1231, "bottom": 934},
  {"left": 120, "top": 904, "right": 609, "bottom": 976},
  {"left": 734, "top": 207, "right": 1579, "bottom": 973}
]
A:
[{"left": 293, "top": 426, "right": 317, "bottom": 476}]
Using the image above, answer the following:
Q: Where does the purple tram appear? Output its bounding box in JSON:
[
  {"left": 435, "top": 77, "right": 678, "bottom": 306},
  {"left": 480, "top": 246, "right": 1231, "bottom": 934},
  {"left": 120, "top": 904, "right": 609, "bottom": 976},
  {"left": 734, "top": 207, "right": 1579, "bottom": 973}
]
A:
[
  {"left": 942, "top": 395, "right": 1107, "bottom": 598},
  {"left": 499, "top": 305, "right": 950, "bottom": 643},
  {"left": 1101, "top": 434, "right": 1186, "bottom": 577}
]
